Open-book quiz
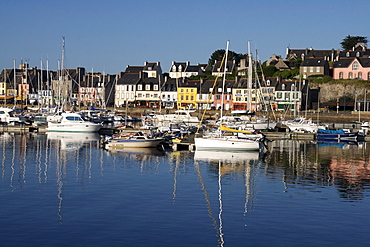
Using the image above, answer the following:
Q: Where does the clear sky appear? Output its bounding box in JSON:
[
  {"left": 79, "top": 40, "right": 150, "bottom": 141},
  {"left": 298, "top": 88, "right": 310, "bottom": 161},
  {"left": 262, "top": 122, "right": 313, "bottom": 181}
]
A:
[{"left": 1, "top": 0, "right": 369, "bottom": 75}]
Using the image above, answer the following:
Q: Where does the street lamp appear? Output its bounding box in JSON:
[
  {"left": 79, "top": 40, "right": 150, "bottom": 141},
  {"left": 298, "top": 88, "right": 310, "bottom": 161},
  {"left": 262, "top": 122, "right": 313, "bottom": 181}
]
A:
[{"left": 343, "top": 92, "right": 346, "bottom": 112}]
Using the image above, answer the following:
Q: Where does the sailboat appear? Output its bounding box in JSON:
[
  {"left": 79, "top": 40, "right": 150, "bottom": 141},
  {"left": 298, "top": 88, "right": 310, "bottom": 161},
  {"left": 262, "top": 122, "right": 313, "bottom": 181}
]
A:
[{"left": 194, "top": 41, "right": 264, "bottom": 151}]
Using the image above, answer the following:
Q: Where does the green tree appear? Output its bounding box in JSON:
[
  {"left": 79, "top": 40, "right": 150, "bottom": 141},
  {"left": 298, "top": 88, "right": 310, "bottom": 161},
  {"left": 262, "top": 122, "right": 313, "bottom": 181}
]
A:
[
  {"left": 340, "top": 35, "right": 368, "bottom": 50},
  {"left": 262, "top": 65, "right": 277, "bottom": 77},
  {"left": 208, "top": 49, "right": 246, "bottom": 65}
]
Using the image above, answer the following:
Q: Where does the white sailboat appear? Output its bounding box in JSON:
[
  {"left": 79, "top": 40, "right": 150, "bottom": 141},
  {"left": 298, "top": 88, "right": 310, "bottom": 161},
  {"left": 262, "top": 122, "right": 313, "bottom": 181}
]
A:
[{"left": 194, "top": 41, "right": 263, "bottom": 151}]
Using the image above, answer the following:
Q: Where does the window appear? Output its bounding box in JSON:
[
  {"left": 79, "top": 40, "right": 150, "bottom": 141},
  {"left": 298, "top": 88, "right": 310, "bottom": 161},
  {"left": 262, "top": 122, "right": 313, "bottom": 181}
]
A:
[
  {"left": 190, "top": 96, "right": 194, "bottom": 100},
  {"left": 309, "top": 67, "right": 313, "bottom": 72},
  {"left": 138, "top": 85, "right": 142, "bottom": 90},
  {"left": 356, "top": 52, "right": 360, "bottom": 57},
  {"left": 236, "top": 90, "right": 241, "bottom": 94},
  {"left": 282, "top": 84, "right": 286, "bottom": 90},
  {"left": 186, "top": 95, "right": 189, "bottom": 100},
  {"left": 358, "top": 72, "right": 362, "bottom": 79},
  {"left": 181, "top": 89, "right": 184, "bottom": 92},
  {"left": 154, "top": 85, "right": 158, "bottom": 90},
  {"left": 316, "top": 67, "right": 320, "bottom": 73},
  {"left": 216, "top": 95, "right": 221, "bottom": 100},
  {"left": 339, "top": 72, "right": 343, "bottom": 79},
  {"left": 277, "top": 92, "right": 282, "bottom": 99},
  {"left": 266, "top": 80, "right": 270, "bottom": 86},
  {"left": 181, "top": 95, "right": 184, "bottom": 100},
  {"left": 349, "top": 72, "right": 353, "bottom": 79},
  {"left": 303, "top": 67, "right": 307, "bottom": 72},
  {"left": 218, "top": 88, "right": 222, "bottom": 92},
  {"left": 368, "top": 72, "right": 370, "bottom": 80},
  {"left": 285, "top": 93, "right": 290, "bottom": 100},
  {"left": 352, "top": 61, "right": 359, "bottom": 70},
  {"left": 146, "top": 85, "right": 150, "bottom": 90},
  {"left": 346, "top": 52, "right": 350, "bottom": 57}
]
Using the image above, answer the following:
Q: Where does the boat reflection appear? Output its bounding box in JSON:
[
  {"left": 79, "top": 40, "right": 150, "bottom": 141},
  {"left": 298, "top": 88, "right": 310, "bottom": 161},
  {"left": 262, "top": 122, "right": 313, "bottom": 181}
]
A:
[
  {"left": 46, "top": 132, "right": 100, "bottom": 151},
  {"left": 194, "top": 150, "right": 260, "bottom": 163},
  {"left": 194, "top": 150, "right": 261, "bottom": 246},
  {"left": 106, "top": 147, "right": 165, "bottom": 156}
]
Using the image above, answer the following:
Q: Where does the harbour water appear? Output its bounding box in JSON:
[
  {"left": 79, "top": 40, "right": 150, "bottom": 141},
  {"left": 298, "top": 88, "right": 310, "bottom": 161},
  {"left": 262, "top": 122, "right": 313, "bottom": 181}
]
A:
[{"left": 1, "top": 132, "right": 370, "bottom": 246}]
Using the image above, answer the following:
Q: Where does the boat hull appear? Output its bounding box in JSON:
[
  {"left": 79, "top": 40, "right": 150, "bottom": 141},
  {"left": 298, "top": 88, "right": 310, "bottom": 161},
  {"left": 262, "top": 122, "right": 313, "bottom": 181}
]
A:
[
  {"left": 316, "top": 132, "right": 358, "bottom": 141},
  {"left": 194, "top": 137, "right": 261, "bottom": 151},
  {"left": 47, "top": 122, "right": 102, "bottom": 132}
]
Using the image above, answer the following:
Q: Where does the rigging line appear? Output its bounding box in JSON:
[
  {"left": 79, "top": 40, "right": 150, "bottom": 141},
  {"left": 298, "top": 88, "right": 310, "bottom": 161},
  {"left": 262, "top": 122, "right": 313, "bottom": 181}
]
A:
[{"left": 196, "top": 51, "right": 227, "bottom": 134}]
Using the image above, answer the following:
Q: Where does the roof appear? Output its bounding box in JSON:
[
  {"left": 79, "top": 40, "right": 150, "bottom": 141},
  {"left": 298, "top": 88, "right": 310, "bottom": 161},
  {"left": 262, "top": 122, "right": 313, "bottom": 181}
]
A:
[
  {"left": 300, "top": 58, "right": 328, "bottom": 67},
  {"left": 275, "top": 81, "right": 306, "bottom": 92}
]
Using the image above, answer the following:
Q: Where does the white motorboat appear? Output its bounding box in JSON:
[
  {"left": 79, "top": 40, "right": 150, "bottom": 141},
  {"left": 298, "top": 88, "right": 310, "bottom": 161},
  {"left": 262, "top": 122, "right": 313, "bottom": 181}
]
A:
[
  {"left": 105, "top": 132, "right": 163, "bottom": 148},
  {"left": 155, "top": 110, "right": 200, "bottom": 126},
  {"left": 0, "top": 107, "right": 21, "bottom": 125},
  {"left": 281, "top": 116, "right": 325, "bottom": 133},
  {"left": 47, "top": 112, "right": 102, "bottom": 132}
]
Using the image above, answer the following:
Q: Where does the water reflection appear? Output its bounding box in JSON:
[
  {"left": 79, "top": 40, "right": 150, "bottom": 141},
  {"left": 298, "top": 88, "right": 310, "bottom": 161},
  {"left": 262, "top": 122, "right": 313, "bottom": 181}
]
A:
[
  {"left": 194, "top": 150, "right": 262, "bottom": 247},
  {"left": 266, "top": 140, "right": 370, "bottom": 201},
  {"left": 46, "top": 132, "right": 100, "bottom": 151}
]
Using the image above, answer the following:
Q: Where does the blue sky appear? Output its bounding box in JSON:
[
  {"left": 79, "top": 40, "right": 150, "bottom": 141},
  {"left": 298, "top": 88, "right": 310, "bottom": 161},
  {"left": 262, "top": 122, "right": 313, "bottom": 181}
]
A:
[{"left": 1, "top": 0, "right": 369, "bottom": 74}]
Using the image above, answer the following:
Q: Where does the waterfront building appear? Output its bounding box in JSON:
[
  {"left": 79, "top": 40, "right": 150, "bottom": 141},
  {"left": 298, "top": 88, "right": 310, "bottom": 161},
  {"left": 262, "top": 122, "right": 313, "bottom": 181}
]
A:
[
  {"left": 135, "top": 62, "right": 163, "bottom": 108},
  {"left": 160, "top": 77, "right": 177, "bottom": 109},
  {"left": 259, "top": 77, "right": 279, "bottom": 111},
  {"left": 197, "top": 79, "right": 215, "bottom": 110},
  {"left": 177, "top": 79, "right": 199, "bottom": 109},
  {"left": 275, "top": 80, "right": 307, "bottom": 112},
  {"left": 116, "top": 66, "right": 143, "bottom": 108},
  {"left": 213, "top": 80, "right": 233, "bottom": 111}
]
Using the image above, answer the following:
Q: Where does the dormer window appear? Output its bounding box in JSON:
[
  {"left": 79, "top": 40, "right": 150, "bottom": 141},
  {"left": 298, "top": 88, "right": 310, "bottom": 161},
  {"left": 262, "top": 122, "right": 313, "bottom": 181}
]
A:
[
  {"left": 282, "top": 84, "right": 286, "bottom": 90},
  {"left": 346, "top": 52, "right": 350, "bottom": 57},
  {"left": 266, "top": 80, "right": 270, "bottom": 86},
  {"left": 172, "top": 65, "right": 176, "bottom": 72},
  {"left": 356, "top": 52, "right": 360, "bottom": 57},
  {"left": 353, "top": 61, "right": 359, "bottom": 70}
]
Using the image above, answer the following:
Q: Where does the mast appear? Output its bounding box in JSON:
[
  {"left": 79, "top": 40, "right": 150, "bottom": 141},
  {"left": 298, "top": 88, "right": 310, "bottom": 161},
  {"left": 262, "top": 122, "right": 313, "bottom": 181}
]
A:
[
  {"left": 247, "top": 41, "right": 252, "bottom": 113},
  {"left": 220, "top": 40, "right": 229, "bottom": 119},
  {"left": 13, "top": 60, "right": 16, "bottom": 108}
]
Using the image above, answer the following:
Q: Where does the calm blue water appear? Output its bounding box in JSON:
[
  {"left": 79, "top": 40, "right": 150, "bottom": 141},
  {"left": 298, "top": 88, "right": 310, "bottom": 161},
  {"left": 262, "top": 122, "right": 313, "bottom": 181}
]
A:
[{"left": 1, "top": 133, "right": 370, "bottom": 247}]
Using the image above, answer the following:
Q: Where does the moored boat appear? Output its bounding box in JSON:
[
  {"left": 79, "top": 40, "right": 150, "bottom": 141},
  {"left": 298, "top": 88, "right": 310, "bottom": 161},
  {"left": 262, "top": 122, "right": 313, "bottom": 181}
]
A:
[
  {"left": 47, "top": 112, "right": 102, "bottom": 132},
  {"left": 316, "top": 129, "right": 359, "bottom": 141},
  {"left": 105, "top": 132, "right": 164, "bottom": 148}
]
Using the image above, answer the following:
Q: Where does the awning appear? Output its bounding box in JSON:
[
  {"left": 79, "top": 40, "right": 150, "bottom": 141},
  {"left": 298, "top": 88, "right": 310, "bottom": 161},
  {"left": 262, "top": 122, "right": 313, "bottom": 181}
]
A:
[
  {"left": 0, "top": 96, "right": 14, "bottom": 100},
  {"left": 16, "top": 96, "right": 27, "bottom": 100}
]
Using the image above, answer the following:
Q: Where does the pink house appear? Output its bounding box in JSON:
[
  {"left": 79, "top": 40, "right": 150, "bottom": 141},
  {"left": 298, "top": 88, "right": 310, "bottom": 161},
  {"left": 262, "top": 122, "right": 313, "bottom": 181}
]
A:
[{"left": 333, "top": 57, "right": 370, "bottom": 80}]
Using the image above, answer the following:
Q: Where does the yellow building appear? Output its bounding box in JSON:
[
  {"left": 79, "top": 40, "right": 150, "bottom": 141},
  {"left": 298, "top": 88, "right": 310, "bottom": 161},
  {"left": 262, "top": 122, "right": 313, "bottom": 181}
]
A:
[{"left": 177, "top": 80, "right": 199, "bottom": 109}]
